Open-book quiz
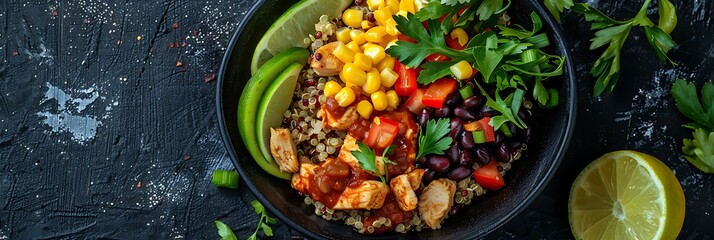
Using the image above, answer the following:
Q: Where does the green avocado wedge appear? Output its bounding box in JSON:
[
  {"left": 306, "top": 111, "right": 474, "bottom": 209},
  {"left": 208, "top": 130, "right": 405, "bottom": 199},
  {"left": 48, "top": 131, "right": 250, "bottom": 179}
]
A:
[
  {"left": 237, "top": 47, "right": 308, "bottom": 179},
  {"left": 256, "top": 62, "right": 302, "bottom": 172}
]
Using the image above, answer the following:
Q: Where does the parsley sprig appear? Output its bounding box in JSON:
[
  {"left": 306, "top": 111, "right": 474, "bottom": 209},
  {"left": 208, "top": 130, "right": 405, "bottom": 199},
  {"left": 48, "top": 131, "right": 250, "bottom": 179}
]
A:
[
  {"left": 416, "top": 118, "right": 453, "bottom": 159},
  {"left": 351, "top": 143, "right": 397, "bottom": 184},
  {"left": 672, "top": 79, "right": 714, "bottom": 173},
  {"left": 543, "top": 0, "right": 573, "bottom": 23},
  {"left": 214, "top": 220, "right": 238, "bottom": 240},
  {"left": 569, "top": 0, "right": 678, "bottom": 96},
  {"left": 247, "top": 200, "right": 276, "bottom": 240}
]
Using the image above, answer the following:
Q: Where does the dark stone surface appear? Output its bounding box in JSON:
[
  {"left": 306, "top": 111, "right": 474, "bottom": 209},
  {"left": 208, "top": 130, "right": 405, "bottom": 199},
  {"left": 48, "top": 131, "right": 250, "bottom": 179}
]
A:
[{"left": 0, "top": 0, "right": 711, "bottom": 239}]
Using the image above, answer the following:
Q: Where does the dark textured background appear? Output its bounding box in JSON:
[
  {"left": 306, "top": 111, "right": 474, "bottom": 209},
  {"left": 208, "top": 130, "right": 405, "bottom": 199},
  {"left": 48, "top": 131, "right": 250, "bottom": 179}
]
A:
[{"left": 0, "top": 0, "right": 712, "bottom": 239}]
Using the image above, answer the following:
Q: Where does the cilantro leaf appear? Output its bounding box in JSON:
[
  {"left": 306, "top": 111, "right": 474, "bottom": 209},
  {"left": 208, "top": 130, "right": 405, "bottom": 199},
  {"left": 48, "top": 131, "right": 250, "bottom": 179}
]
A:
[
  {"left": 472, "top": 33, "right": 502, "bottom": 84},
  {"left": 682, "top": 129, "right": 714, "bottom": 174},
  {"left": 543, "top": 0, "right": 574, "bottom": 23},
  {"left": 387, "top": 14, "right": 471, "bottom": 68},
  {"left": 643, "top": 26, "right": 677, "bottom": 65},
  {"left": 351, "top": 143, "right": 379, "bottom": 175},
  {"left": 214, "top": 221, "right": 238, "bottom": 240},
  {"left": 248, "top": 200, "right": 276, "bottom": 240},
  {"left": 497, "top": 12, "right": 543, "bottom": 39},
  {"left": 416, "top": 118, "right": 453, "bottom": 159},
  {"left": 476, "top": 0, "right": 509, "bottom": 21},
  {"left": 672, "top": 79, "right": 714, "bottom": 131},
  {"left": 418, "top": 61, "right": 460, "bottom": 84},
  {"left": 442, "top": 0, "right": 472, "bottom": 6}
]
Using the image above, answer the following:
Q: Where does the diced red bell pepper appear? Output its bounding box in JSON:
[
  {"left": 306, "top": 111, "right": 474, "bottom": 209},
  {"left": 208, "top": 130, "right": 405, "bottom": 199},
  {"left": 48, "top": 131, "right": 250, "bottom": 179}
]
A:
[
  {"left": 473, "top": 159, "right": 505, "bottom": 191},
  {"left": 446, "top": 35, "right": 467, "bottom": 51},
  {"left": 425, "top": 53, "right": 451, "bottom": 62},
  {"left": 365, "top": 117, "right": 401, "bottom": 150},
  {"left": 397, "top": 34, "right": 417, "bottom": 43},
  {"left": 422, "top": 78, "right": 458, "bottom": 108},
  {"left": 477, "top": 117, "right": 495, "bottom": 142},
  {"left": 394, "top": 61, "right": 418, "bottom": 97},
  {"left": 404, "top": 89, "right": 426, "bottom": 114}
]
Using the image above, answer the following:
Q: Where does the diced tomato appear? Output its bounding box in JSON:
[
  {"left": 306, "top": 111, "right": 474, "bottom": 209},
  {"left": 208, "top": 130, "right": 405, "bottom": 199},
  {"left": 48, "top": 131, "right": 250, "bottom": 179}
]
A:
[
  {"left": 394, "top": 61, "right": 418, "bottom": 97},
  {"left": 457, "top": 6, "right": 469, "bottom": 16},
  {"left": 446, "top": 36, "right": 467, "bottom": 50},
  {"left": 473, "top": 159, "right": 505, "bottom": 191},
  {"left": 422, "top": 78, "right": 458, "bottom": 108},
  {"left": 425, "top": 53, "right": 451, "bottom": 62},
  {"left": 477, "top": 117, "right": 495, "bottom": 142},
  {"left": 397, "top": 34, "right": 417, "bottom": 43},
  {"left": 365, "top": 117, "right": 401, "bottom": 150},
  {"left": 404, "top": 89, "right": 426, "bottom": 114}
]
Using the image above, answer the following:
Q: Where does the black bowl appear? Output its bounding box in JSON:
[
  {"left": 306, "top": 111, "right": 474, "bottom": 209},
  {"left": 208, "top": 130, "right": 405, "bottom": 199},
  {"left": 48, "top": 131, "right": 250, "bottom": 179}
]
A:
[{"left": 217, "top": 0, "right": 576, "bottom": 238}]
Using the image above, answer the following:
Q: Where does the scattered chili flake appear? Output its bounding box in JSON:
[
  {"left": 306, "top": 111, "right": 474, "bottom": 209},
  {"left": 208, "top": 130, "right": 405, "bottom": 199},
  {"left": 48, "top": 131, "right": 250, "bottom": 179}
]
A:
[
  {"left": 52, "top": 7, "right": 58, "bottom": 16},
  {"left": 172, "top": 22, "right": 180, "bottom": 29},
  {"left": 176, "top": 60, "right": 183, "bottom": 67},
  {"left": 169, "top": 42, "right": 175, "bottom": 48},
  {"left": 181, "top": 42, "right": 187, "bottom": 48},
  {"left": 136, "top": 181, "right": 142, "bottom": 189},
  {"left": 116, "top": 39, "right": 122, "bottom": 46},
  {"left": 192, "top": 30, "right": 200, "bottom": 36},
  {"left": 11, "top": 51, "right": 19, "bottom": 57},
  {"left": 183, "top": 154, "right": 191, "bottom": 161},
  {"left": 204, "top": 73, "right": 216, "bottom": 83}
]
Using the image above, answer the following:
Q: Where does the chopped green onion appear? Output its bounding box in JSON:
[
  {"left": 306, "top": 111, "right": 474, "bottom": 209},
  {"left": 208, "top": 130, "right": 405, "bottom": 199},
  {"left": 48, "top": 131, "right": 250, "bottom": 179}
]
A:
[
  {"left": 472, "top": 131, "right": 486, "bottom": 144},
  {"left": 212, "top": 170, "right": 240, "bottom": 189},
  {"left": 543, "top": 88, "right": 559, "bottom": 109},
  {"left": 459, "top": 85, "right": 475, "bottom": 99},
  {"left": 520, "top": 49, "right": 539, "bottom": 63},
  {"left": 510, "top": 88, "right": 526, "bottom": 127}
]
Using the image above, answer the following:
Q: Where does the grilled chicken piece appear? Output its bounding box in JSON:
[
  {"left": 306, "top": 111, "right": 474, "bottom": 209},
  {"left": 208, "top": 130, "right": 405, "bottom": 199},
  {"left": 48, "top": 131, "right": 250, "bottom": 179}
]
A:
[
  {"left": 310, "top": 42, "right": 344, "bottom": 76},
  {"left": 333, "top": 180, "right": 389, "bottom": 210},
  {"left": 390, "top": 169, "right": 425, "bottom": 211},
  {"left": 291, "top": 162, "right": 317, "bottom": 193},
  {"left": 418, "top": 178, "right": 456, "bottom": 229},
  {"left": 269, "top": 128, "right": 299, "bottom": 173},
  {"left": 318, "top": 105, "right": 359, "bottom": 130},
  {"left": 337, "top": 134, "right": 386, "bottom": 176}
]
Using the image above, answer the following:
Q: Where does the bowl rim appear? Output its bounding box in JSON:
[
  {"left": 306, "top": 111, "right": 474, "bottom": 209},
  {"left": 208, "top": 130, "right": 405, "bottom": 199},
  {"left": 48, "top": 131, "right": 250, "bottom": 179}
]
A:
[{"left": 216, "top": 0, "right": 577, "bottom": 238}]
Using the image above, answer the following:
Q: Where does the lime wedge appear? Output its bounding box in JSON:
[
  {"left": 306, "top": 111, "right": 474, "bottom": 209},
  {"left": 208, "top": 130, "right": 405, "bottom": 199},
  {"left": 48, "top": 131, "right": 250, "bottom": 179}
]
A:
[
  {"left": 569, "top": 150, "right": 685, "bottom": 240},
  {"left": 256, "top": 62, "right": 302, "bottom": 167},
  {"left": 250, "top": 0, "right": 352, "bottom": 74},
  {"left": 238, "top": 47, "right": 309, "bottom": 180}
]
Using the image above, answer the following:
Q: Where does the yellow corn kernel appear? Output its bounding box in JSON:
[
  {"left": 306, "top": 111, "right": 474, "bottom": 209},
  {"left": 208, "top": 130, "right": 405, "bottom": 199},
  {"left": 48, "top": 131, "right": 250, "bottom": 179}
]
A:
[
  {"left": 332, "top": 42, "right": 356, "bottom": 63},
  {"left": 341, "top": 63, "right": 367, "bottom": 86},
  {"left": 357, "top": 100, "right": 374, "bottom": 119},
  {"left": 379, "top": 34, "right": 397, "bottom": 48},
  {"left": 345, "top": 81, "right": 356, "bottom": 88},
  {"left": 363, "top": 44, "right": 386, "bottom": 63},
  {"left": 376, "top": 56, "right": 396, "bottom": 72},
  {"left": 350, "top": 30, "right": 367, "bottom": 45},
  {"left": 361, "top": 20, "right": 373, "bottom": 30},
  {"left": 365, "top": 26, "right": 388, "bottom": 43},
  {"left": 336, "top": 27, "right": 352, "bottom": 44},
  {"left": 346, "top": 41, "right": 362, "bottom": 54},
  {"left": 335, "top": 87, "right": 356, "bottom": 107},
  {"left": 386, "top": 90, "right": 400, "bottom": 109},
  {"left": 450, "top": 28, "right": 469, "bottom": 46},
  {"left": 399, "top": 0, "right": 415, "bottom": 13},
  {"left": 395, "top": 10, "right": 408, "bottom": 17},
  {"left": 450, "top": 60, "right": 473, "bottom": 80},
  {"left": 386, "top": 0, "right": 399, "bottom": 13},
  {"left": 385, "top": 18, "right": 399, "bottom": 36},
  {"left": 363, "top": 69, "right": 382, "bottom": 93},
  {"left": 367, "top": 0, "right": 385, "bottom": 11},
  {"left": 373, "top": 8, "right": 392, "bottom": 27},
  {"left": 385, "top": 38, "right": 399, "bottom": 49},
  {"left": 324, "top": 81, "right": 343, "bottom": 97},
  {"left": 353, "top": 53, "right": 373, "bottom": 71},
  {"left": 371, "top": 91, "right": 388, "bottom": 111},
  {"left": 343, "top": 9, "right": 364, "bottom": 28},
  {"left": 379, "top": 67, "right": 398, "bottom": 87}
]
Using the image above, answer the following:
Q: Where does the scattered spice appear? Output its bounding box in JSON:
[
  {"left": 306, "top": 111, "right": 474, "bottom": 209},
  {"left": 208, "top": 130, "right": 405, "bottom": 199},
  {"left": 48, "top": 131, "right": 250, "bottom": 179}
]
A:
[
  {"left": 204, "top": 73, "right": 216, "bottom": 83},
  {"left": 169, "top": 42, "right": 175, "bottom": 48},
  {"left": 116, "top": 39, "right": 121, "bottom": 46},
  {"left": 192, "top": 30, "right": 200, "bottom": 36},
  {"left": 136, "top": 35, "right": 142, "bottom": 41},
  {"left": 12, "top": 51, "right": 19, "bottom": 57},
  {"left": 52, "top": 7, "right": 58, "bottom": 16},
  {"left": 181, "top": 42, "right": 187, "bottom": 48},
  {"left": 183, "top": 153, "right": 191, "bottom": 161},
  {"left": 136, "top": 181, "right": 142, "bottom": 189},
  {"left": 176, "top": 60, "right": 183, "bottom": 67},
  {"left": 172, "top": 22, "right": 180, "bottom": 29}
]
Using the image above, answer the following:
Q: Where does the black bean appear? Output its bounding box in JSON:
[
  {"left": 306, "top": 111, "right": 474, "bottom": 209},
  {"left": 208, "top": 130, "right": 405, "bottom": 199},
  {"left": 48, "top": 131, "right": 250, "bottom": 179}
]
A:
[
  {"left": 449, "top": 118, "right": 463, "bottom": 138},
  {"left": 522, "top": 127, "right": 532, "bottom": 143},
  {"left": 418, "top": 108, "right": 431, "bottom": 127},
  {"left": 448, "top": 142, "right": 460, "bottom": 164},
  {"left": 458, "top": 150, "right": 475, "bottom": 167},
  {"left": 428, "top": 155, "right": 451, "bottom": 172},
  {"left": 494, "top": 132, "right": 506, "bottom": 145},
  {"left": 423, "top": 168, "right": 438, "bottom": 184},
  {"left": 434, "top": 107, "right": 452, "bottom": 118},
  {"left": 480, "top": 105, "right": 498, "bottom": 117},
  {"left": 475, "top": 147, "right": 491, "bottom": 165},
  {"left": 507, "top": 122, "right": 519, "bottom": 138},
  {"left": 444, "top": 92, "right": 462, "bottom": 107},
  {"left": 463, "top": 95, "right": 485, "bottom": 110},
  {"left": 509, "top": 140, "right": 522, "bottom": 150},
  {"left": 497, "top": 142, "right": 511, "bottom": 162},
  {"left": 454, "top": 107, "right": 477, "bottom": 121},
  {"left": 448, "top": 166, "right": 472, "bottom": 181},
  {"left": 460, "top": 131, "right": 476, "bottom": 150},
  {"left": 416, "top": 156, "right": 428, "bottom": 165},
  {"left": 518, "top": 108, "right": 529, "bottom": 121}
]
